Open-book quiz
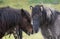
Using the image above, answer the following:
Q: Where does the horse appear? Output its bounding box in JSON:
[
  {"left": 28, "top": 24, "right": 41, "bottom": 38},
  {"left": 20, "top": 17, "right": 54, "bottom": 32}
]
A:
[
  {"left": 0, "top": 7, "right": 33, "bottom": 39},
  {"left": 31, "top": 5, "right": 60, "bottom": 39},
  {"left": 5, "top": 7, "right": 32, "bottom": 39}
]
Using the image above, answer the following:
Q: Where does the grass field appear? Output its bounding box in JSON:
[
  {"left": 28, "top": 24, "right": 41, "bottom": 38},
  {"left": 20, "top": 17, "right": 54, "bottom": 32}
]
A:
[
  {"left": 0, "top": 0, "right": 60, "bottom": 39},
  {"left": 2, "top": 32, "right": 43, "bottom": 39}
]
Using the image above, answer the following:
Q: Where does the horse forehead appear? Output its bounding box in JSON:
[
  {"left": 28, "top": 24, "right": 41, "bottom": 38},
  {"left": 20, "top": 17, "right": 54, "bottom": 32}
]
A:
[
  {"left": 33, "top": 7, "right": 40, "bottom": 11},
  {"left": 23, "top": 10, "right": 30, "bottom": 19},
  {"left": 32, "top": 8, "right": 40, "bottom": 16}
]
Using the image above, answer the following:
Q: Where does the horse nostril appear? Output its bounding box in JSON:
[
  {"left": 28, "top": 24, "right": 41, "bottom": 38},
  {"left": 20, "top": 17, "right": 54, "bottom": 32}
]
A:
[
  {"left": 31, "top": 29, "right": 34, "bottom": 34},
  {"left": 35, "top": 30, "right": 38, "bottom": 33}
]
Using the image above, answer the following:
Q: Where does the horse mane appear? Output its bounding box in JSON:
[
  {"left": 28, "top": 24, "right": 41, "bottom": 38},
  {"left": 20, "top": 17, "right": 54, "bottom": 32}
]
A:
[{"left": 21, "top": 9, "right": 31, "bottom": 23}]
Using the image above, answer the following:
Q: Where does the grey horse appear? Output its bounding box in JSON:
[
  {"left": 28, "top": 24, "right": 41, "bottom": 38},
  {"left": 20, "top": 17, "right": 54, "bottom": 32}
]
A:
[{"left": 31, "top": 5, "right": 60, "bottom": 39}]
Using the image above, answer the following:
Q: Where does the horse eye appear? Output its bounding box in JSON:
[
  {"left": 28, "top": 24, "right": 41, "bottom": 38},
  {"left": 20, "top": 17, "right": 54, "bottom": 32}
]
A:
[
  {"left": 39, "top": 12, "right": 42, "bottom": 16},
  {"left": 35, "top": 14, "right": 39, "bottom": 17}
]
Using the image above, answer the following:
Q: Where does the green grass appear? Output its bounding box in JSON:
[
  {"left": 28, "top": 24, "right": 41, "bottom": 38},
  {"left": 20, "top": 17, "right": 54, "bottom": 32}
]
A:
[
  {"left": 2, "top": 32, "right": 43, "bottom": 39},
  {"left": 23, "top": 32, "right": 43, "bottom": 39}
]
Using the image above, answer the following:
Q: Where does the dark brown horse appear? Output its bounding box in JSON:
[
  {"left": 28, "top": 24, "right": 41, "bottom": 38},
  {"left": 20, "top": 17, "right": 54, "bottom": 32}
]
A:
[
  {"left": 5, "top": 7, "right": 32, "bottom": 39},
  {"left": 0, "top": 7, "right": 33, "bottom": 39}
]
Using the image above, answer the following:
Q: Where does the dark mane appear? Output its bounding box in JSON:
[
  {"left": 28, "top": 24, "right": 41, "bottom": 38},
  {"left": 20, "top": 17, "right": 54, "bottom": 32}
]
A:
[{"left": 21, "top": 9, "right": 31, "bottom": 23}]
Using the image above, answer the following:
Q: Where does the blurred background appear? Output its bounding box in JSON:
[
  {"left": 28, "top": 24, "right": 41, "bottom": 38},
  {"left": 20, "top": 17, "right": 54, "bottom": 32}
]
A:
[{"left": 0, "top": 0, "right": 60, "bottom": 39}]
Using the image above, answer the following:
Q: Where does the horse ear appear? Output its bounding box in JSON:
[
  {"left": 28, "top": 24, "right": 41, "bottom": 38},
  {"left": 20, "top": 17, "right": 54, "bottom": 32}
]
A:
[
  {"left": 21, "top": 9, "right": 26, "bottom": 17},
  {"left": 30, "top": 6, "right": 33, "bottom": 10},
  {"left": 40, "top": 5, "right": 44, "bottom": 11}
]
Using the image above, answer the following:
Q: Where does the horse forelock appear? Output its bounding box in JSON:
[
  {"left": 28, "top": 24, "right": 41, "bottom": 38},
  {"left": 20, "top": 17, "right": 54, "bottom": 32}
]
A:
[{"left": 23, "top": 10, "right": 31, "bottom": 23}]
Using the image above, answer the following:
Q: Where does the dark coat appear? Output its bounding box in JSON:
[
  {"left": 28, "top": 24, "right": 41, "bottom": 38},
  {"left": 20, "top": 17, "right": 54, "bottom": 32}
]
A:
[
  {"left": 0, "top": 7, "right": 33, "bottom": 39},
  {"left": 31, "top": 5, "right": 60, "bottom": 39}
]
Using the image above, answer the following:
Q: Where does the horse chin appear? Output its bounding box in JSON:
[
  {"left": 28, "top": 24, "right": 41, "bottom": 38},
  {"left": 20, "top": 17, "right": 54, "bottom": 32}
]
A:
[
  {"left": 33, "top": 30, "right": 38, "bottom": 33},
  {"left": 35, "top": 30, "right": 39, "bottom": 33},
  {"left": 25, "top": 30, "right": 34, "bottom": 35},
  {"left": 27, "top": 32, "right": 30, "bottom": 35},
  {"left": 23, "top": 30, "right": 30, "bottom": 36}
]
